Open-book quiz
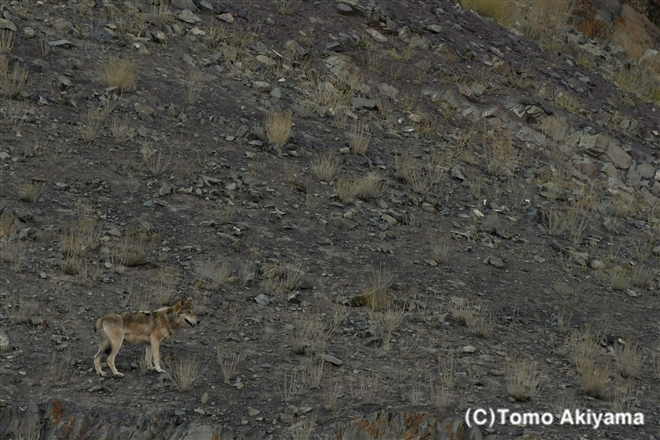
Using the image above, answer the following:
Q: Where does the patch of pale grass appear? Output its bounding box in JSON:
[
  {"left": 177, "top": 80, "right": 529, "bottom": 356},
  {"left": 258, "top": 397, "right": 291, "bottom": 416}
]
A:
[
  {"left": 214, "top": 203, "right": 235, "bottom": 225},
  {"left": 347, "top": 121, "right": 369, "bottom": 155},
  {"left": 507, "top": 359, "right": 541, "bottom": 401},
  {"left": 311, "top": 153, "right": 340, "bottom": 182},
  {"left": 102, "top": 58, "right": 137, "bottom": 93},
  {"left": 170, "top": 357, "right": 201, "bottom": 392},
  {"left": 59, "top": 213, "right": 101, "bottom": 258},
  {"left": 266, "top": 111, "right": 292, "bottom": 148},
  {"left": 515, "top": 0, "right": 571, "bottom": 40}
]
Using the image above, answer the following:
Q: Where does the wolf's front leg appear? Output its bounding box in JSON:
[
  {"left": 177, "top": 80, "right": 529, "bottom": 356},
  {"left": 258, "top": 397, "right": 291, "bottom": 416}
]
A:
[
  {"left": 150, "top": 336, "right": 166, "bottom": 373},
  {"left": 145, "top": 345, "right": 155, "bottom": 370}
]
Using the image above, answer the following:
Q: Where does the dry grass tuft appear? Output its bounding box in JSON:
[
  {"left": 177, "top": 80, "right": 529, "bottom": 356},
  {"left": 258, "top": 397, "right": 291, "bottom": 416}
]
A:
[
  {"left": 217, "top": 345, "right": 244, "bottom": 384},
  {"left": 466, "top": 313, "right": 494, "bottom": 339},
  {"left": 102, "top": 58, "right": 138, "bottom": 93},
  {"left": 581, "top": 361, "right": 610, "bottom": 398},
  {"left": 266, "top": 111, "right": 292, "bottom": 149},
  {"left": 277, "top": 0, "right": 302, "bottom": 15},
  {"left": 515, "top": 0, "right": 572, "bottom": 40},
  {"left": 507, "top": 359, "right": 541, "bottom": 401},
  {"left": 141, "top": 143, "right": 172, "bottom": 176},
  {"left": 169, "top": 357, "right": 201, "bottom": 392},
  {"left": 80, "top": 107, "right": 108, "bottom": 143},
  {"left": 0, "top": 63, "right": 28, "bottom": 98},
  {"left": 293, "top": 314, "right": 329, "bottom": 356},
  {"left": 110, "top": 116, "right": 134, "bottom": 144},
  {"left": 290, "top": 414, "right": 316, "bottom": 440},
  {"left": 347, "top": 121, "right": 370, "bottom": 156},
  {"left": 7, "top": 294, "right": 39, "bottom": 324},
  {"left": 0, "top": 239, "right": 27, "bottom": 273},
  {"left": 609, "top": 265, "right": 632, "bottom": 291},
  {"left": 18, "top": 181, "right": 44, "bottom": 202},
  {"left": 431, "top": 236, "right": 451, "bottom": 264},
  {"left": 60, "top": 206, "right": 101, "bottom": 258},
  {"left": 336, "top": 173, "right": 382, "bottom": 203},
  {"left": 184, "top": 69, "right": 204, "bottom": 105},
  {"left": 0, "top": 29, "right": 14, "bottom": 53},
  {"left": 120, "top": 229, "right": 149, "bottom": 267},
  {"left": 614, "top": 343, "right": 642, "bottom": 379},
  {"left": 52, "top": 350, "right": 71, "bottom": 388},
  {"left": 311, "top": 153, "right": 340, "bottom": 182}
]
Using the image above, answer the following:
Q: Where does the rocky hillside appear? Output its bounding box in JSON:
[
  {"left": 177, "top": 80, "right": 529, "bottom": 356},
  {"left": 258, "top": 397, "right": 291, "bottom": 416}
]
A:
[{"left": 2, "top": 0, "right": 660, "bottom": 439}]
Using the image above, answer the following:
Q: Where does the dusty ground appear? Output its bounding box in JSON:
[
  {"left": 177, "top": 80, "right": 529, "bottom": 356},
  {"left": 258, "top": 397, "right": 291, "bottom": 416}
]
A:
[{"left": 2, "top": 0, "right": 660, "bottom": 438}]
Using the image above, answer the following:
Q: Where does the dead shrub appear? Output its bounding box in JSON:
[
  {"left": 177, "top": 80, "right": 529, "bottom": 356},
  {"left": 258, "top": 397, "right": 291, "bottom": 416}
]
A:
[
  {"left": 609, "top": 265, "right": 632, "bottom": 291},
  {"left": 0, "top": 29, "right": 14, "bottom": 53},
  {"left": 460, "top": 0, "right": 513, "bottom": 27}
]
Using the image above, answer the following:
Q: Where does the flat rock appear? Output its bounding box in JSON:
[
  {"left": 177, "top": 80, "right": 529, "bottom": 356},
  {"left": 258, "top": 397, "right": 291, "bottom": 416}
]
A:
[
  {"left": 0, "top": 18, "right": 17, "bottom": 32},
  {"left": 171, "top": 0, "right": 197, "bottom": 10},
  {"left": 323, "top": 354, "right": 343, "bottom": 365},
  {"left": 217, "top": 13, "right": 234, "bottom": 23},
  {"left": 176, "top": 9, "right": 201, "bottom": 24},
  {"left": 606, "top": 142, "right": 632, "bottom": 170}
]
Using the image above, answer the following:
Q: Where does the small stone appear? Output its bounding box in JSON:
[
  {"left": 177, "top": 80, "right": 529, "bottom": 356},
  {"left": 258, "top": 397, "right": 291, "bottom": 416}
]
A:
[
  {"left": 323, "top": 354, "right": 342, "bottom": 366},
  {"left": 201, "top": 392, "right": 209, "bottom": 404},
  {"left": 254, "top": 294, "right": 270, "bottom": 305},
  {"left": 217, "top": 13, "right": 234, "bottom": 23},
  {"left": 462, "top": 345, "right": 476, "bottom": 353},
  {"left": 366, "top": 28, "right": 388, "bottom": 43},
  {"left": 248, "top": 408, "right": 261, "bottom": 416},
  {"left": 176, "top": 9, "right": 201, "bottom": 24},
  {"left": 590, "top": 259, "right": 605, "bottom": 270}
]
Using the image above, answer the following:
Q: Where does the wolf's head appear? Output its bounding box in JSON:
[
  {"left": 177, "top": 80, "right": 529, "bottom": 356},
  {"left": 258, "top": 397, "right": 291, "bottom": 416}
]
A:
[{"left": 174, "top": 297, "right": 200, "bottom": 327}]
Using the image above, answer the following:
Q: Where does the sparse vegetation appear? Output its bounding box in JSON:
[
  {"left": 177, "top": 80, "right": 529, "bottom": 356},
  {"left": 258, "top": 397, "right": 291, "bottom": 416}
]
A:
[
  {"left": 102, "top": 58, "right": 138, "bottom": 92},
  {"left": 507, "top": 359, "right": 541, "bottom": 401},
  {"left": 0, "top": 63, "right": 28, "bottom": 98},
  {"left": 266, "top": 111, "right": 292, "bottom": 148},
  {"left": 169, "top": 357, "right": 201, "bottom": 392}
]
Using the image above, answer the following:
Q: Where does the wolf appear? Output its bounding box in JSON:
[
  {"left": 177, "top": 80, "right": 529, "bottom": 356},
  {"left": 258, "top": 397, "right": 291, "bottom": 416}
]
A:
[{"left": 93, "top": 297, "right": 199, "bottom": 377}]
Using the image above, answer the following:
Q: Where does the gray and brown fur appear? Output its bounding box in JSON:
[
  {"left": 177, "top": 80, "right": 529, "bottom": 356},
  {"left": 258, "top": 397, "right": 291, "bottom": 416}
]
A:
[{"left": 93, "top": 298, "right": 199, "bottom": 377}]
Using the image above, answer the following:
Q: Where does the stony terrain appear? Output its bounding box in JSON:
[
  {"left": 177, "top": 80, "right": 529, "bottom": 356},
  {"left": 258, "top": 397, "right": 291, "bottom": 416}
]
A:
[{"left": 3, "top": 0, "right": 660, "bottom": 438}]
